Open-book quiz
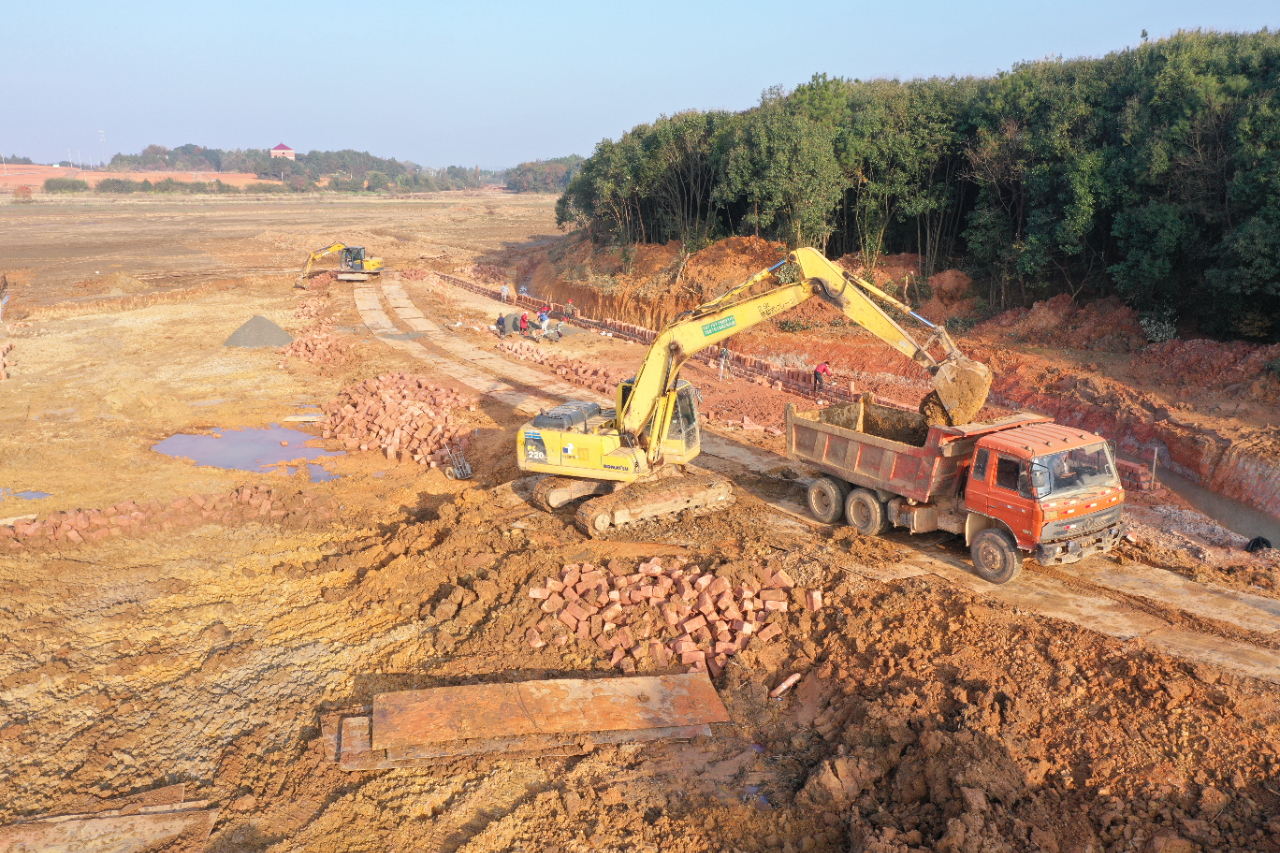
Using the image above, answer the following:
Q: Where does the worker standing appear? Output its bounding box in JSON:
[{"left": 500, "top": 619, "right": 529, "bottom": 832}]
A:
[
  {"left": 566, "top": 298, "right": 577, "bottom": 318},
  {"left": 496, "top": 313, "right": 506, "bottom": 338},
  {"left": 519, "top": 311, "right": 529, "bottom": 336},
  {"left": 813, "top": 361, "right": 831, "bottom": 394},
  {"left": 539, "top": 307, "right": 551, "bottom": 334},
  {"left": 500, "top": 283, "right": 510, "bottom": 303}
]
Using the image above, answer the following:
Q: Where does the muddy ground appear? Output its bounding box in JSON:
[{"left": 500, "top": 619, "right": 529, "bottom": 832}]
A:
[{"left": 3, "top": 192, "right": 1280, "bottom": 853}]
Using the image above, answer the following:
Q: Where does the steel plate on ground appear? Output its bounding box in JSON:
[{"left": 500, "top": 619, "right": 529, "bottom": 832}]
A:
[{"left": 371, "top": 672, "right": 728, "bottom": 753}]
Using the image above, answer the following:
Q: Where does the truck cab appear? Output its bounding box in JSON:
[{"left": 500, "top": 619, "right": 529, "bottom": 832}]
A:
[{"left": 965, "top": 422, "right": 1125, "bottom": 568}]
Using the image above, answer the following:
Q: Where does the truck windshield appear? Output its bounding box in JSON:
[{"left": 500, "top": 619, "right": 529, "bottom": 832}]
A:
[{"left": 1031, "top": 442, "right": 1119, "bottom": 499}]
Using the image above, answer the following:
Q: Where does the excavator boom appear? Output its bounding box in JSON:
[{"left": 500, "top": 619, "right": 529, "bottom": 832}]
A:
[{"left": 618, "top": 248, "right": 990, "bottom": 446}]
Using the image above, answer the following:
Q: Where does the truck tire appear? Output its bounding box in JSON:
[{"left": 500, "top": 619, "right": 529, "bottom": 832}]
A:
[
  {"left": 807, "top": 477, "right": 847, "bottom": 524},
  {"left": 970, "top": 528, "right": 1023, "bottom": 584},
  {"left": 845, "top": 488, "right": 889, "bottom": 536}
]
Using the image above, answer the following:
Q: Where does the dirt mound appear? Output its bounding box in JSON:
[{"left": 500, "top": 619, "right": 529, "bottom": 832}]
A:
[
  {"left": 224, "top": 315, "right": 293, "bottom": 348},
  {"left": 526, "top": 236, "right": 783, "bottom": 330},
  {"left": 931, "top": 268, "right": 972, "bottom": 304},
  {"left": 1132, "top": 338, "right": 1280, "bottom": 393},
  {"left": 977, "top": 294, "right": 1146, "bottom": 352},
  {"left": 318, "top": 373, "right": 477, "bottom": 466}
]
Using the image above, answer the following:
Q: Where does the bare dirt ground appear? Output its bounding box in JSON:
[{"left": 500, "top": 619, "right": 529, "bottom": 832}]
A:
[{"left": 3, "top": 192, "right": 1280, "bottom": 853}]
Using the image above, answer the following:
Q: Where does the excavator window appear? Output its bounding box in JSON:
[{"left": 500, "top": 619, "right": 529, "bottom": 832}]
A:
[{"left": 667, "top": 386, "right": 699, "bottom": 448}]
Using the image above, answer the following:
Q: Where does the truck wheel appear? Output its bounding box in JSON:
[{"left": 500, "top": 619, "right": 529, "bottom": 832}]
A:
[
  {"left": 845, "top": 488, "right": 889, "bottom": 536},
  {"left": 806, "top": 477, "right": 846, "bottom": 524},
  {"left": 970, "top": 528, "right": 1023, "bottom": 584}
]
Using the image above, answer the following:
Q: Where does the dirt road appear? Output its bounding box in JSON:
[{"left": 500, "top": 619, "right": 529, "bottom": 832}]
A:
[{"left": 3, "top": 194, "right": 1280, "bottom": 853}]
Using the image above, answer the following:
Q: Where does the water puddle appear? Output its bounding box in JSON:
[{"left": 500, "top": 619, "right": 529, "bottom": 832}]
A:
[
  {"left": 0, "top": 489, "right": 52, "bottom": 500},
  {"left": 153, "top": 425, "right": 343, "bottom": 482},
  {"left": 1154, "top": 464, "right": 1280, "bottom": 545}
]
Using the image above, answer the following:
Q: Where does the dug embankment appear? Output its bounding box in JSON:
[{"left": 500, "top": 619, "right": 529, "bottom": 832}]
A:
[{"left": 2, "top": 193, "right": 1280, "bottom": 853}]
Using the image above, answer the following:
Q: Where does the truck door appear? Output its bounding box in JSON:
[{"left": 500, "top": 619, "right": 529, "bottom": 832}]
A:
[
  {"left": 990, "top": 453, "right": 1035, "bottom": 546},
  {"left": 966, "top": 447, "right": 991, "bottom": 514}
]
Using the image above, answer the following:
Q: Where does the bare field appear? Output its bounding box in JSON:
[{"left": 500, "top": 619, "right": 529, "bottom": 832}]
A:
[{"left": 3, "top": 194, "right": 1280, "bottom": 853}]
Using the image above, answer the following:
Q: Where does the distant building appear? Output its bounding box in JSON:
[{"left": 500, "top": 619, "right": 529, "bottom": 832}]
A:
[{"left": 270, "top": 144, "right": 295, "bottom": 161}]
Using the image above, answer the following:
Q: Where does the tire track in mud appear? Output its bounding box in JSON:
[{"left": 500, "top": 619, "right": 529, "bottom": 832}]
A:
[{"left": 360, "top": 277, "right": 1280, "bottom": 686}]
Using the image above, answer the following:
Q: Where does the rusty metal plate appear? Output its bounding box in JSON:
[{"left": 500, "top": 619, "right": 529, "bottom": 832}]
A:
[{"left": 372, "top": 672, "right": 728, "bottom": 753}]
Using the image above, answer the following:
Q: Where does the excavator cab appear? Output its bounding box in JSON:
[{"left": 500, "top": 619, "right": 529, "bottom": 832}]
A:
[
  {"left": 342, "top": 246, "right": 367, "bottom": 270},
  {"left": 615, "top": 378, "right": 701, "bottom": 465}
]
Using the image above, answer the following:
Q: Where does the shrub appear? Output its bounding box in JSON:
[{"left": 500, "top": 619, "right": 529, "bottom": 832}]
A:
[
  {"left": 946, "top": 316, "right": 977, "bottom": 333},
  {"left": 43, "top": 178, "right": 89, "bottom": 193},
  {"left": 1268, "top": 358, "right": 1280, "bottom": 379},
  {"left": 1139, "top": 308, "right": 1178, "bottom": 344},
  {"left": 245, "top": 182, "right": 288, "bottom": 194},
  {"left": 12, "top": 186, "right": 33, "bottom": 203},
  {"left": 95, "top": 178, "right": 140, "bottom": 194}
]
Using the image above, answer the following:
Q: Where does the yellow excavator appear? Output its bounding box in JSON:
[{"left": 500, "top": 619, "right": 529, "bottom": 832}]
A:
[
  {"left": 295, "top": 242, "right": 384, "bottom": 287},
  {"left": 517, "top": 247, "right": 992, "bottom": 534}
]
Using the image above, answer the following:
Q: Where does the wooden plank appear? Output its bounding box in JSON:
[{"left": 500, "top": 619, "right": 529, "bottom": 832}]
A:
[
  {"left": 372, "top": 672, "right": 728, "bottom": 753},
  {"left": 0, "top": 807, "right": 218, "bottom": 852}
]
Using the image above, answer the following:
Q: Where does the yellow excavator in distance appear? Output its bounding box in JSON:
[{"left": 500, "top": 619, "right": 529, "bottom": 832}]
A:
[
  {"left": 517, "top": 247, "right": 993, "bottom": 534},
  {"left": 295, "top": 242, "right": 384, "bottom": 288}
]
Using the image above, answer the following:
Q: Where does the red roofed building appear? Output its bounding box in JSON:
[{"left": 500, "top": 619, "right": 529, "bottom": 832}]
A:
[{"left": 270, "top": 143, "right": 295, "bottom": 161}]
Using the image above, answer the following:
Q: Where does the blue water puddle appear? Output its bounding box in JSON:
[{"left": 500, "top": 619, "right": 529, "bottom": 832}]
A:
[
  {"left": 0, "top": 489, "right": 51, "bottom": 500},
  {"left": 308, "top": 464, "right": 339, "bottom": 482},
  {"left": 153, "top": 424, "right": 343, "bottom": 482}
]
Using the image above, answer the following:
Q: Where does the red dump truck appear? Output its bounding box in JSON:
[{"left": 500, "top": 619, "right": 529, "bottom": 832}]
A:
[{"left": 786, "top": 397, "right": 1125, "bottom": 583}]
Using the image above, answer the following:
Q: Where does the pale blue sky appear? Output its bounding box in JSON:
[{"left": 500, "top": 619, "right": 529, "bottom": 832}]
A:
[{"left": 6, "top": 0, "right": 1276, "bottom": 169}]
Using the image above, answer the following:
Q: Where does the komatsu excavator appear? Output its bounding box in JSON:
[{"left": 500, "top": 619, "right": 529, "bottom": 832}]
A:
[
  {"left": 295, "top": 242, "right": 384, "bottom": 287},
  {"left": 517, "top": 247, "right": 992, "bottom": 534}
]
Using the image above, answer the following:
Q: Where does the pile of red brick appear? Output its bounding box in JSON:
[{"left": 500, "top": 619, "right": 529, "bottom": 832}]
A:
[
  {"left": 1117, "top": 459, "right": 1155, "bottom": 492},
  {"left": 297, "top": 271, "right": 337, "bottom": 291},
  {"left": 279, "top": 327, "right": 345, "bottom": 368},
  {"left": 0, "top": 342, "right": 12, "bottom": 380},
  {"left": 526, "top": 557, "right": 823, "bottom": 676},
  {"left": 0, "top": 485, "right": 337, "bottom": 552},
  {"left": 294, "top": 297, "right": 329, "bottom": 321},
  {"left": 496, "top": 340, "right": 624, "bottom": 397},
  {"left": 318, "top": 373, "right": 477, "bottom": 466}
]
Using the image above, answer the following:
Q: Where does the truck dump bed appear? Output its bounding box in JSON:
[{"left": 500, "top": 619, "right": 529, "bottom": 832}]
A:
[{"left": 785, "top": 398, "right": 1047, "bottom": 504}]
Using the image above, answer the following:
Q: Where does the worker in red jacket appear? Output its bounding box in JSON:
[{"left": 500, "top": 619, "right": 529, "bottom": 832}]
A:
[{"left": 813, "top": 361, "right": 831, "bottom": 394}]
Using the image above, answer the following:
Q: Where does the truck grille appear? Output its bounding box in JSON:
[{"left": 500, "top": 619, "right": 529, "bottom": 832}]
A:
[{"left": 1043, "top": 505, "right": 1123, "bottom": 542}]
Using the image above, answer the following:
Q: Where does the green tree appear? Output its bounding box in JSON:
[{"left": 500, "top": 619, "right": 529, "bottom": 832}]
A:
[{"left": 717, "top": 101, "right": 842, "bottom": 248}]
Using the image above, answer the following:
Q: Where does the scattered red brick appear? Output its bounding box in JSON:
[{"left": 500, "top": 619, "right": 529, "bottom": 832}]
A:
[{"left": 530, "top": 558, "right": 811, "bottom": 676}]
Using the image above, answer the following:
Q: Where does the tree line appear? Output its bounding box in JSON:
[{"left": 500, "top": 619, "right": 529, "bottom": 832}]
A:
[
  {"left": 505, "top": 155, "right": 584, "bottom": 193},
  {"left": 106, "top": 144, "right": 501, "bottom": 192},
  {"left": 556, "top": 30, "right": 1280, "bottom": 342}
]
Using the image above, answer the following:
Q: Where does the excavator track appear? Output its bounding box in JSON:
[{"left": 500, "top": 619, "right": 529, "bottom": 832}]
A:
[
  {"left": 573, "top": 474, "right": 735, "bottom": 536},
  {"left": 532, "top": 476, "right": 615, "bottom": 511}
]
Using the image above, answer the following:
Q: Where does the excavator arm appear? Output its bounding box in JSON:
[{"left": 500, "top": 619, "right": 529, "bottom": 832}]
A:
[
  {"left": 617, "top": 247, "right": 991, "bottom": 458},
  {"left": 296, "top": 242, "right": 348, "bottom": 287}
]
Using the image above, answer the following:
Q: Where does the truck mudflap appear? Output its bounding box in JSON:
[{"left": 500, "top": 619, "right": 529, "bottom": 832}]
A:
[{"left": 1034, "top": 522, "right": 1125, "bottom": 566}]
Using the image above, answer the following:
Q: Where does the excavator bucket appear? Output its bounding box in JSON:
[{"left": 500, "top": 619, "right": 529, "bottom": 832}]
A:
[{"left": 923, "top": 356, "right": 992, "bottom": 426}]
